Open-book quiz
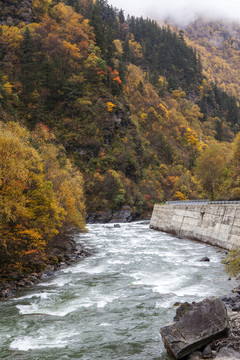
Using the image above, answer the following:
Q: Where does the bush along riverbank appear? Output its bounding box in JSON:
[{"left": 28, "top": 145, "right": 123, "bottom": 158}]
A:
[{"left": 0, "top": 234, "right": 92, "bottom": 299}]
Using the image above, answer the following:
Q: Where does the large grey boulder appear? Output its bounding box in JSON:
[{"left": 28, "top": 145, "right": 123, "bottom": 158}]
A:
[
  {"left": 215, "top": 347, "right": 240, "bottom": 359},
  {"left": 160, "top": 297, "right": 228, "bottom": 359}
]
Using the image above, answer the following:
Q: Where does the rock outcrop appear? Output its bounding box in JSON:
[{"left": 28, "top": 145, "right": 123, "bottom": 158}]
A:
[
  {"left": 160, "top": 297, "right": 229, "bottom": 359},
  {"left": 87, "top": 206, "right": 134, "bottom": 223}
]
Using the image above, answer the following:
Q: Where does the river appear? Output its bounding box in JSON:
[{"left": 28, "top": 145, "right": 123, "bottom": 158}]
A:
[{"left": 0, "top": 222, "right": 237, "bottom": 359}]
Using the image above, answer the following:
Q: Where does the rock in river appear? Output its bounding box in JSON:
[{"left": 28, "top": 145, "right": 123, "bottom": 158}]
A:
[
  {"left": 160, "top": 297, "right": 228, "bottom": 359},
  {"left": 200, "top": 257, "right": 210, "bottom": 262}
]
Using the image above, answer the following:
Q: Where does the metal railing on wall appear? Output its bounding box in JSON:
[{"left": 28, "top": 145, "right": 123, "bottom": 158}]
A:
[{"left": 166, "top": 200, "right": 240, "bottom": 205}]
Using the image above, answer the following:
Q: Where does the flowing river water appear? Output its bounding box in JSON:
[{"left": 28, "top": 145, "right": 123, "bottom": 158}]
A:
[{"left": 0, "top": 222, "right": 237, "bottom": 360}]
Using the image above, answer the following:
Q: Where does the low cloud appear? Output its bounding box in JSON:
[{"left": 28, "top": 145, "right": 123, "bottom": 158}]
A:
[{"left": 109, "top": 0, "right": 240, "bottom": 25}]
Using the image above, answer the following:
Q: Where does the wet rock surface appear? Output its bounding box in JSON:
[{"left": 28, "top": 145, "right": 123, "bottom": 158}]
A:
[{"left": 200, "top": 257, "right": 210, "bottom": 262}]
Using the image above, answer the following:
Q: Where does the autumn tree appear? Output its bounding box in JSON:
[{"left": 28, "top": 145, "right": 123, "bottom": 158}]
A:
[
  {"left": 32, "top": 123, "right": 86, "bottom": 232},
  {"left": 227, "top": 132, "right": 240, "bottom": 200},
  {"left": 0, "top": 121, "right": 86, "bottom": 274},
  {"left": 195, "top": 142, "right": 229, "bottom": 200},
  {"left": 0, "top": 122, "right": 64, "bottom": 273}
]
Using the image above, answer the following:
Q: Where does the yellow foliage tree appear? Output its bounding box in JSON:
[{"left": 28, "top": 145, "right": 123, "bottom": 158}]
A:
[
  {"left": 195, "top": 141, "right": 229, "bottom": 200},
  {"left": 0, "top": 121, "right": 86, "bottom": 274},
  {"left": 129, "top": 34, "right": 143, "bottom": 60},
  {"left": 33, "top": 0, "right": 52, "bottom": 18},
  {"left": 0, "top": 122, "right": 64, "bottom": 273},
  {"left": 32, "top": 124, "right": 86, "bottom": 232}
]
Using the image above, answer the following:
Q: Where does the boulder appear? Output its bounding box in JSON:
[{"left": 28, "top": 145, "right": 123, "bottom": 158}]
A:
[
  {"left": 110, "top": 206, "right": 133, "bottom": 223},
  {"left": 202, "top": 344, "right": 212, "bottom": 358},
  {"left": 215, "top": 347, "right": 240, "bottom": 359},
  {"left": 187, "top": 352, "right": 202, "bottom": 360},
  {"left": 137, "top": 221, "right": 150, "bottom": 225},
  {"left": 160, "top": 297, "right": 228, "bottom": 359},
  {"left": 200, "top": 257, "right": 210, "bottom": 262}
]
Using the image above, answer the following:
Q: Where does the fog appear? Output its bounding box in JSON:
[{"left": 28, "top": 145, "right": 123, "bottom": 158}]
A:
[{"left": 109, "top": 0, "right": 240, "bottom": 25}]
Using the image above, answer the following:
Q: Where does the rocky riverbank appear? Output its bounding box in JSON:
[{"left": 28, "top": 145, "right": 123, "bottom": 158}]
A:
[
  {"left": 87, "top": 206, "right": 151, "bottom": 224},
  {"left": 161, "top": 291, "right": 240, "bottom": 360},
  {"left": 0, "top": 235, "right": 92, "bottom": 299},
  {"left": 193, "top": 295, "right": 240, "bottom": 359},
  {"left": 0, "top": 218, "right": 151, "bottom": 299},
  {"left": 192, "top": 296, "right": 240, "bottom": 359}
]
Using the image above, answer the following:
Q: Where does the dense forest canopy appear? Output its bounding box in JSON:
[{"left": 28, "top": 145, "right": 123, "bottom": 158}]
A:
[{"left": 1, "top": 0, "right": 240, "bottom": 274}]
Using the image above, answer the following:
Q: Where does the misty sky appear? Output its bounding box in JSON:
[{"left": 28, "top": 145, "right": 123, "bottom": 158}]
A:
[{"left": 108, "top": 0, "right": 240, "bottom": 24}]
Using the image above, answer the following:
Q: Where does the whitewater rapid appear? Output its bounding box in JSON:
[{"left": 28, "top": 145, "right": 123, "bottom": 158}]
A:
[{"left": 0, "top": 223, "right": 237, "bottom": 359}]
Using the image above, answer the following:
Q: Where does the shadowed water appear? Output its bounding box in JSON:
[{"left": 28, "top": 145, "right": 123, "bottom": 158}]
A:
[{"left": 0, "top": 223, "right": 237, "bottom": 359}]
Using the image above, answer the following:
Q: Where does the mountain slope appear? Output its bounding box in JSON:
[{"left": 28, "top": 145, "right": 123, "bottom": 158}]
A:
[
  {"left": 177, "top": 18, "right": 240, "bottom": 100},
  {"left": 0, "top": 0, "right": 240, "bottom": 217},
  {"left": 1, "top": 0, "right": 240, "bottom": 275}
]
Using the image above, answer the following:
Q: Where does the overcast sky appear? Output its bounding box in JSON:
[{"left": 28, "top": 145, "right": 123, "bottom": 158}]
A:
[{"left": 108, "top": 0, "right": 240, "bottom": 25}]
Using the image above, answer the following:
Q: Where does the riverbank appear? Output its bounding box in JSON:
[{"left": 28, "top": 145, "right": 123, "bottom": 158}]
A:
[
  {"left": 87, "top": 206, "right": 151, "bottom": 223},
  {"left": 162, "top": 293, "right": 240, "bottom": 360},
  {"left": 0, "top": 216, "right": 152, "bottom": 299},
  {"left": 0, "top": 234, "right": 92, "bottom": 299},
  {"left": 188, "top": 292, "right": 240, "bottom": 359},
  {"left": 150, "top": 203, "right": 240, "bottom": 250},
  {"left": 220, "top": 292, "right": 240, "bottom": 353}
]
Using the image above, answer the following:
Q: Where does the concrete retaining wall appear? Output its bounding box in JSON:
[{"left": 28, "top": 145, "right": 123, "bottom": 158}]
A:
[{"left": 150, "top": 204, "right": 240, "bottom": 250}]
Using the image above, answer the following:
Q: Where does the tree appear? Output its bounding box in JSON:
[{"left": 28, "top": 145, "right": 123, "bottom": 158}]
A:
[
  {"left": 227, "top": 132, "right": 240, "bottom": 200},
  {"left": 33, "top": 0, "right": 52, "bottom": 19},
  {"left": 0, "top": 122, "right": 64, "bottom": 273},
  {"left": 0, "top": 121, "right": 86, "bottom": 274},
  {"left": 21, "top": 27, "right": 35, "bottom": 95},
  {"left": 118, "top": 9, "right": 125, "bottom": 24},
  {"left": 195, "top": 142, "right": 229, "bottom": 200},
  {"left": 32, "top": 124, "right": 86, "bottom": 231}
]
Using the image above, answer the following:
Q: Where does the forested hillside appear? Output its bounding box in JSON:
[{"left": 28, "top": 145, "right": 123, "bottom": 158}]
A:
[
  {"left": 177, "top": 18, "right": 240, "bottom": 99},
  {"left": 1, "top": 0, "right": 240, "bottom": 275}
]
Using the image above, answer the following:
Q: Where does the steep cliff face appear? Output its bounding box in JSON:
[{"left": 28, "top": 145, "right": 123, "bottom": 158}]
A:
[{"left": 0, "top": 0, "right": 34, "bottom": 25}]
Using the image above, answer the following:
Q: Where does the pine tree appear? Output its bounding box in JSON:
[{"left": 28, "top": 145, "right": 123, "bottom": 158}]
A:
[
  {"left": 21, "top": 27, "right": 35, "bottom": 96},
  {"left": 118, "top": 9, "right": 125, "bottom": 24}
]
